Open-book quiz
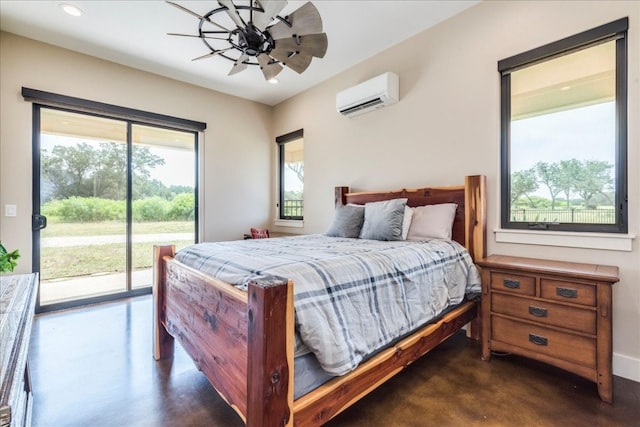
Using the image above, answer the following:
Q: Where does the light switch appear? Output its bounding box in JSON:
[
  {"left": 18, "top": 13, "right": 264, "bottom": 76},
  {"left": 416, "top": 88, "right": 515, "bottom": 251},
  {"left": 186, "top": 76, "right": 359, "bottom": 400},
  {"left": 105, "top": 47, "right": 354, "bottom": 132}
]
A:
[{"left": 5, "top": 205, "right": 17, "bottom": 217}]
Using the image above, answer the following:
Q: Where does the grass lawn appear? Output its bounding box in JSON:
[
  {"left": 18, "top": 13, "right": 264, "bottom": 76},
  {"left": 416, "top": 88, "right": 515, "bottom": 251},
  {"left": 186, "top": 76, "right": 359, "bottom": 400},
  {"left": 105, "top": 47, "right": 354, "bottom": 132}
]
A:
[
  {"left": 40, "top": 220, "right": 194, "bottom": 280},
  {"left": 41, "top": 239, "right": 194, "bottom": 280}
]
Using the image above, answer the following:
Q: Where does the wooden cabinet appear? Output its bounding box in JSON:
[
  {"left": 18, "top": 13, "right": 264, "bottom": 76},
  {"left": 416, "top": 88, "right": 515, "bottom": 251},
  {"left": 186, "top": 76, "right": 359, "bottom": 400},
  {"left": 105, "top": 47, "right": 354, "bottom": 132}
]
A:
[
  {"left": 1, "top": 273, "right": 38, "bottom": 427},
  {"left": 477, "top": 255, "right": 618, "bottom": 403}
]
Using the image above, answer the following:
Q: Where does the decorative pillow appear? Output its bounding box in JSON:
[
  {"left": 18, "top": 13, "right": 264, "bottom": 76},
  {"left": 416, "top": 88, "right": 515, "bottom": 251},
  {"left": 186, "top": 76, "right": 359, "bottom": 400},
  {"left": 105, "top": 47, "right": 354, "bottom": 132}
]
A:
[
  {"left": 406, "top": 203, "right": 458, "bottom": 241},
  {"left": 359, "top": 198, "right": 408, "bottom": 241},
  {"left": 326, "top": 204, "right": 365, "bottom": 238},
  {"left": 401, "top": 206, "right": 414, "bottom": 240}
]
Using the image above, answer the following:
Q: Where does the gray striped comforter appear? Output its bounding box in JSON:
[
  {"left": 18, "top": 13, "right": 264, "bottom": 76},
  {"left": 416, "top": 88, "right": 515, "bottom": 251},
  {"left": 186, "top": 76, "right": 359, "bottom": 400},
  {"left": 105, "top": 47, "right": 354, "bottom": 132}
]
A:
[{"left": 175, "top": 234, "right": 481, "bottom": 376}]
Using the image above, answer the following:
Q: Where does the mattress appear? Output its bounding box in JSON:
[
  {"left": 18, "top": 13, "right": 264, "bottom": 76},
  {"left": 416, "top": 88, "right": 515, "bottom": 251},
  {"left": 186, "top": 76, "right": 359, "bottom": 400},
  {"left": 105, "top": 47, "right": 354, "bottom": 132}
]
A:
[{"left": 175, "top": 234, "right": 481, "bottom": 395}]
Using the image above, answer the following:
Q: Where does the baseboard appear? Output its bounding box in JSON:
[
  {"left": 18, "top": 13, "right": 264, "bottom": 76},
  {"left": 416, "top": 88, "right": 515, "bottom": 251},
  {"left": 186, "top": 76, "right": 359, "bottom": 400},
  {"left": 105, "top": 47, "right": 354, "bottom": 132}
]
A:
[{"left": 613, "top": 352, "right": 640, "bottom": 382}]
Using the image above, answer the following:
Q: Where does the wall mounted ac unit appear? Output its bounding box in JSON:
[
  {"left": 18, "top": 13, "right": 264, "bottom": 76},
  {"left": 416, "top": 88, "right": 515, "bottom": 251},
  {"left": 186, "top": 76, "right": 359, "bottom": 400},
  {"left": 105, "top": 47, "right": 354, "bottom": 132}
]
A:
[{"left": 336, "top": 72, "right": 399, "bottom": 117}]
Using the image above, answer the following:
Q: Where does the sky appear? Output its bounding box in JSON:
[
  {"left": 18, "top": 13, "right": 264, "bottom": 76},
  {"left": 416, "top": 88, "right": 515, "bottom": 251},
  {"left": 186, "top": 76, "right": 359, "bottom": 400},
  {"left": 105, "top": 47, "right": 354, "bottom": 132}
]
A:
[
  {"left": 41, "top": 134, "right": 195, "bottom": 187},
  {"left": 511, "top": 101, "right": 616, "bottom": 172}
]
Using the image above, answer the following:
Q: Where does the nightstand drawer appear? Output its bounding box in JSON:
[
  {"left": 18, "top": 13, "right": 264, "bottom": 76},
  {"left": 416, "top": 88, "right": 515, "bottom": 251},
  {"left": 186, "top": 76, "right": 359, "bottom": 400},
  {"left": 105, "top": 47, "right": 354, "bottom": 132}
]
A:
[
  {"left": 491, "top": 293, "right": 596, "bottom": 334},
  {"left": 540, "top": 279, "right": 596, "bottom": 306},
  {"left": 490, "top": 272, "right": 535, "bottom": 296},
  {"left": 492, "top": 316, "right": 596, "bottom": 367}
]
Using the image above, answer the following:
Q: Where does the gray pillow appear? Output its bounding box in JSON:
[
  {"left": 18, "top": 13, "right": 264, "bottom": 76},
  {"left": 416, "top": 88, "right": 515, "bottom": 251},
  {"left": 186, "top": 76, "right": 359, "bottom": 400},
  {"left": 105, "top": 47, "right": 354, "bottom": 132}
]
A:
[
  {"left": 326, "top": 204, "right": 365, "bottom": 238},
  {"left": 359, "top": 198, "right": 408, "bottom": 241}
]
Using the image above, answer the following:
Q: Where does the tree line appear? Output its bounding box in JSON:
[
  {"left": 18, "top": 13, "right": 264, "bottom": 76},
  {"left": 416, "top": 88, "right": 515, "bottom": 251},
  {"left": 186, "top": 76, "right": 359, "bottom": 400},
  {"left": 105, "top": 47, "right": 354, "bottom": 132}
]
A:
[
  {"left": 42, "top": 141, "right": 192, "bottom": 202},
  {"left": 42, "top": 142, "right": 194, "bottom": 222},
  {"left": 511, "top": 159, "right": 613, "bottom": 209}
]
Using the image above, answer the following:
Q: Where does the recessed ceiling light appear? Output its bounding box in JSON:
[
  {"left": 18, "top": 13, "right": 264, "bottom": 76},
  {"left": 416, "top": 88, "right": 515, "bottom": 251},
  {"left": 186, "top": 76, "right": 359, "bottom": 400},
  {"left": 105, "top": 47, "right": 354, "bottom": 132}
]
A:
[
  {"left": 59, "top": 3, "right": 84, "bottom": 17},
  {"left": 268, "top": 78, "right": 279, "bottom": 85}
]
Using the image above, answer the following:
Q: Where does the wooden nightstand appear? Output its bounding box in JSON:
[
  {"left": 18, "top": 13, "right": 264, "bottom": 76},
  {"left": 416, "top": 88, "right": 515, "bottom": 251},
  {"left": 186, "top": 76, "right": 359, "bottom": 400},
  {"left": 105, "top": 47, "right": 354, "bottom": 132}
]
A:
[{"left": 477, "top": 255, "right": 618, "bottom": 403}]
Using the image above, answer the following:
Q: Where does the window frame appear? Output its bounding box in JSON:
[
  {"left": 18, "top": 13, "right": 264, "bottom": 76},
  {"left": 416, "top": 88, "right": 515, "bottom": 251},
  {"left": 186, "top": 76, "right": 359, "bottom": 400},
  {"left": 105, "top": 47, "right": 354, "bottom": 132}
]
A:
[
  {"left": 499, "top": 17, "right": 628, "bottom": 233},
  {"left": 23, "top": 88, "right": 204, "bottom": 313},
  {"left": 276, "top": 129, "right": 304, "bottom": 221}
]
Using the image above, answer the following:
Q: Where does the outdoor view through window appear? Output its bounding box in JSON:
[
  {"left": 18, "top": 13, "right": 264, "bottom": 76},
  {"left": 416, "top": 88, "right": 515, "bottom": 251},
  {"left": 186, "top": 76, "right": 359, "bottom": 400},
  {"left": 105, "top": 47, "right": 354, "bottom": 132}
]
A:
[
  {"left": 281, "top": 137, "right": 304, "bottom": 219},
  {"left": 38, "top": 108, "right": 196, "bottom": 306},
  {"left": 507, "top": 40, "right": 618, "bottom": 228}
]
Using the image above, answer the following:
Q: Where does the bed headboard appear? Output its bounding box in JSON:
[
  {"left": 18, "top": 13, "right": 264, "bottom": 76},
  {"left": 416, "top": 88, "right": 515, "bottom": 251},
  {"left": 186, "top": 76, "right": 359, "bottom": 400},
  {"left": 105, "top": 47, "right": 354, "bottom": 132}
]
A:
[{"left": 334, "top": 175, "right": 486, "bottom": 261}]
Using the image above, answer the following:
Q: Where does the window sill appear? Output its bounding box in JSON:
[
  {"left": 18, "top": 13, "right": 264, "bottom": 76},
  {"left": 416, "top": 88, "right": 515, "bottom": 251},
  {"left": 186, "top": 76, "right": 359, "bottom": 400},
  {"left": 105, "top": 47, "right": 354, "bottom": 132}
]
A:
[
  {"left": 274, "top": 219, "right": 304, "bottom": 228},
  {"left": 494, "top": 229, "right": 635, "bottom": 251}
]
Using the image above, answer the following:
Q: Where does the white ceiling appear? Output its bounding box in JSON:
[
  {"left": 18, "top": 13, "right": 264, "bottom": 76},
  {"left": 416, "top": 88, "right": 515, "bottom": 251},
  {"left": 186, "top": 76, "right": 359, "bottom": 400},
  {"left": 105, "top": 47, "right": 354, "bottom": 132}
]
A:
[{"left": 0, "top": 0, "right": 479, "bottom": 106}]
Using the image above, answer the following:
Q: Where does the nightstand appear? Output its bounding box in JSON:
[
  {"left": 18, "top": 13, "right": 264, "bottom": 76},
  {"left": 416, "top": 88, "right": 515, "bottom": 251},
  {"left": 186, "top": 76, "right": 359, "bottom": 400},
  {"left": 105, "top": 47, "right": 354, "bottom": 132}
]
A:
[{"left": 477, "top": 255, "right": 618, "bottom": 403}]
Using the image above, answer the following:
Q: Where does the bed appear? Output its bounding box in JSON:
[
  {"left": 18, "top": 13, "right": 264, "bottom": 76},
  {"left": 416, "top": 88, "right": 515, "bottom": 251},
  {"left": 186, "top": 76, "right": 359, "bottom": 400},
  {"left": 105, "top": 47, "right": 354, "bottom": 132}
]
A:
[{"left": 153, "top": 175, "right": 486, "bottom": 426}]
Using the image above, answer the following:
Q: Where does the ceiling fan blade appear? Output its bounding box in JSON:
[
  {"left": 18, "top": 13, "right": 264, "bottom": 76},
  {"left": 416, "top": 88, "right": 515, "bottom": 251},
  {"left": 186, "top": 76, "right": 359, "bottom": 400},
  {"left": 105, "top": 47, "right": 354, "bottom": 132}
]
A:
[
  {"left": 191, "top": 47, "right": 233, "bottom": 61},
  {"left": 166, "top": 1, "right": 206, "bottom": 20},
  {"left": 218, "top": 0, "right": 246, "bottom": 28},
  {"left": 270, "top": 49, "right": 312, "bottom": 74},
  {"left": 168, "top": 33, "right": 229, "bottom": 41},
  {"left": 253, "top": 0, "right": 287, "bottom": 31},
  {"left": 273, "top": 33, "right": 327, "bottom": 58},
  {"left": 166, "top": 1, "right": 231, "bottom": 32},
  {"left": 257, "top": 53, "right": 283, "bottom": 80},
  {"left": 267, "top": 2, "right": 323, "bottom": 39},
  {"left": 228, "top": 54, "right": 249, "bottom": 75}
]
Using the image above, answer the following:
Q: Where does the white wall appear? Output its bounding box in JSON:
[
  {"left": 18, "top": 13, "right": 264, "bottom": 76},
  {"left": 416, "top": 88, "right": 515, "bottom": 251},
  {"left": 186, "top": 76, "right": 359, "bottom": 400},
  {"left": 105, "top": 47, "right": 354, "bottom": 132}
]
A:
[
  {"left": 0, "top": 32, "right": 274, "bottom": 269},
  {"left": 272, "top": 0, "right": 640, "bottom": 381}
]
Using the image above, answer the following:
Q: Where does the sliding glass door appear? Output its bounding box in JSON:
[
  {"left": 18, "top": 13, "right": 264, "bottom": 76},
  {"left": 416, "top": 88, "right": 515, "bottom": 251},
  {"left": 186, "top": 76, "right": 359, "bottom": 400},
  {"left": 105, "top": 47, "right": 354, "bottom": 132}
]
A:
[
  {"left": 130, "top": 124, "right": 196, "bottom": 289},
  {"left": 34, "top": 107, "right": 197, "bottom": 311}
]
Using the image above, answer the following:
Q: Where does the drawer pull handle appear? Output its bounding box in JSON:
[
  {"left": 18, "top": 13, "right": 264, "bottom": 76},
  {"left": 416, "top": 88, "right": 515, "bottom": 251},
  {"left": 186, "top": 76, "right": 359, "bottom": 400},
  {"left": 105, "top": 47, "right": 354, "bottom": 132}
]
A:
[
  {"left": 503, "top": 279, "right": 520, "bottom": 289},
  {"left": 528, "top": 306, "right": 548, "bottom": 317},
  {"left": 529, "top": 334, "right": 548, "bottom": 346},
  {"left": 556, "top": 287, "right": 578, "bottom": 298}
]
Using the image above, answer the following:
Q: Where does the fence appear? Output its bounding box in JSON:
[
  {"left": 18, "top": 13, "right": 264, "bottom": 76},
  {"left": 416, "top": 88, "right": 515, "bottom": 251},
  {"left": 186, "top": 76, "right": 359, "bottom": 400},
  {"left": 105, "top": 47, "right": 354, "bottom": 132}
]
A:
[
  {"left": 283, "top": 199, "right": 303, "bottom": 218},
  {"left": 511, "top": 208, "right": 615, "bottom": 224}
]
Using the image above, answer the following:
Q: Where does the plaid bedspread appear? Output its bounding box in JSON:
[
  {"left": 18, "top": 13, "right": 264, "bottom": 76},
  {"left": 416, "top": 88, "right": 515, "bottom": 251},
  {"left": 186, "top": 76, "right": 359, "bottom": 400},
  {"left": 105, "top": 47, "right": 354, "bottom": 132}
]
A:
[{"left": 175, "top": 234, "right": 481, "bottom": 376}]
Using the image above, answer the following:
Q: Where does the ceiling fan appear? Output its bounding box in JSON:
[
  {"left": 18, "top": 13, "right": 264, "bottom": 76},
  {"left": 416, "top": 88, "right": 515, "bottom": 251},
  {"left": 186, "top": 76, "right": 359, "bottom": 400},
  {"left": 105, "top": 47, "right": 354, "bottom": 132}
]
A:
[{"left": 166, "top": 1, "right": 328, "bottom": 81}]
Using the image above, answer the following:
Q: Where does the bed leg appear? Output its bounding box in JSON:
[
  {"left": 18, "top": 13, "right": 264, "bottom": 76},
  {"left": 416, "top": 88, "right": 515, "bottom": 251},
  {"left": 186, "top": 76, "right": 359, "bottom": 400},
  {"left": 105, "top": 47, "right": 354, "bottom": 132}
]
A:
[
  {"left": 153, "top": 245, "right": 175, "bottom": 361},
  {"left": 467, "top": 309, "right": 482, "bottom": 341},
  {"left": 246, "top": 278, "right": 294, "bottom": 427}
]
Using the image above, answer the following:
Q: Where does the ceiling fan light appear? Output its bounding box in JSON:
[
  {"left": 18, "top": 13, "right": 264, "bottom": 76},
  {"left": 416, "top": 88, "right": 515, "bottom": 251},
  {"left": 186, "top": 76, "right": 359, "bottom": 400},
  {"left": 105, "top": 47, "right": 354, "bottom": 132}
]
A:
[{"left": 59, "top": 3, "right": 84, "bottom": 17}]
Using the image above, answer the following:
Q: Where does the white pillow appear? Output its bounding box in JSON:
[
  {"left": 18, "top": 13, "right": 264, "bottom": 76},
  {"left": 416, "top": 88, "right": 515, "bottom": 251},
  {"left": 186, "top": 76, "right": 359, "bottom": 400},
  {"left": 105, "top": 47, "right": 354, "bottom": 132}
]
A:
[
  {"left": 406, "top": 203, "right": 458, "bottom": 241},
  {"left": 401, "top": 206, "right": 414, "bottom": 240}
]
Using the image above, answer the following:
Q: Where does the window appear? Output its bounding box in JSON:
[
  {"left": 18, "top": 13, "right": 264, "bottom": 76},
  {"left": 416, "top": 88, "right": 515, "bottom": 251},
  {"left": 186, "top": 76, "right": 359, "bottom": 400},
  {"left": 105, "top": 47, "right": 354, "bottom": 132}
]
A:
[
  {"left": 499, "top": 18, "right": 628, "bottom": 233},
  {"left": 277, "top": 129, "right": 304, "bottom": 220},
  {"left": 23, "top": 87, "right": 204, "bottom": 312}
]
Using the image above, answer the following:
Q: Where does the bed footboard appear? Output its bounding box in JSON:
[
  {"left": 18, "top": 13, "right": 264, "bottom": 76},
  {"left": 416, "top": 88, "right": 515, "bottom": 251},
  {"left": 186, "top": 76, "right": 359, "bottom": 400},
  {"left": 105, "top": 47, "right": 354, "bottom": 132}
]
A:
[{"left": 153, "top": 245, "right": 294, "bottom": 426}]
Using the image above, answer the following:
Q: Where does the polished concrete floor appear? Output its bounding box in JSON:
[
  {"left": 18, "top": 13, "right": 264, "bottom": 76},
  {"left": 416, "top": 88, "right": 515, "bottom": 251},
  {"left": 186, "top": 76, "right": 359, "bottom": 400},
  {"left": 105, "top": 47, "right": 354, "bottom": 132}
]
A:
[{"left": 30, "top": 295, "right": 639, "bottom": 427}]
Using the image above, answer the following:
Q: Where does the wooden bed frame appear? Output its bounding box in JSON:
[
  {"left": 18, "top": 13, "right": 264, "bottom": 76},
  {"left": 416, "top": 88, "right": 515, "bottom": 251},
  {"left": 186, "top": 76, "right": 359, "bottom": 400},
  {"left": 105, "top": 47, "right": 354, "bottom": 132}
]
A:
[{"left": 153, "top": 175, "right": 486, "bottom": 426}]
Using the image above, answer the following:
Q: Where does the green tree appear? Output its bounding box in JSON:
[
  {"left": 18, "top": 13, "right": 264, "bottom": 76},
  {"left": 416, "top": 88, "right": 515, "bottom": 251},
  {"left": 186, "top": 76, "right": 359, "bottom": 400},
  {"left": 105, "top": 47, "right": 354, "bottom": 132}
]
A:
[
  {"left": 535, "top": 161, "right": 563, "bottom": 209},
  {"left": 135, "top": 178, "right": 172, "bottom": 200},
  {"left": 42, "top": 142, "right": 165, "bottom": 200},
  {"left": 575, "top": 160, "right": 613, "bottom": 208},
  {"left": 42, "top": 143, "right": 98, "bottom": 199},
  {"left": 556, "top": 159, "right": 582, "bottom": 209},
  {"left": 511, "top": 168, "right": 538, "bottom": 206}
]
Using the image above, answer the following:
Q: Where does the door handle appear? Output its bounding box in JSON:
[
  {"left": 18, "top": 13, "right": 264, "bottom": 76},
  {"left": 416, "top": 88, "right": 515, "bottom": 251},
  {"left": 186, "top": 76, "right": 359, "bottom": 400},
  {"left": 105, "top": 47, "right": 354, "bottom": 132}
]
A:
[{"left": 32, "top": 214, "right": 47, "bottom": 231}]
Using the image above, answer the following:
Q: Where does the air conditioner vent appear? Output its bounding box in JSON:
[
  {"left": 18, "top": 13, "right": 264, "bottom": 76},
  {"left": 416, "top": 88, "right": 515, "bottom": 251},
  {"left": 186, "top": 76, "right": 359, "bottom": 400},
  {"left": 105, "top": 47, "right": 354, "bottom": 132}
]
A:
[{"left": 336, "top": 72, "right": 399, "bottom": 117}]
